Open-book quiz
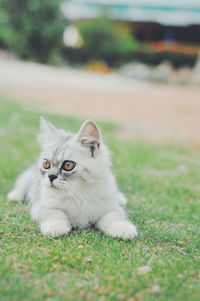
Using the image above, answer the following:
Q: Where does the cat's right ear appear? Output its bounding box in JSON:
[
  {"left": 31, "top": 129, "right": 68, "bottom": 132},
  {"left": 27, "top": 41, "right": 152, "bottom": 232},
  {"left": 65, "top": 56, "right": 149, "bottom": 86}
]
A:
[
  {"left": 77, "top": 120, "right": 101, "bottom": 157},
  {"left": 37, "top": 117, "right": 58, "bottom": 149}
]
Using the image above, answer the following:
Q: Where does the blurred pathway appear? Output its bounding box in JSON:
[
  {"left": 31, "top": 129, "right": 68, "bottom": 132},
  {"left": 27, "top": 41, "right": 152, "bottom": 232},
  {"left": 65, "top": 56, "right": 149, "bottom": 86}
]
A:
[{"left": 0, "top": 57, "right": 200, "bottom": 147}]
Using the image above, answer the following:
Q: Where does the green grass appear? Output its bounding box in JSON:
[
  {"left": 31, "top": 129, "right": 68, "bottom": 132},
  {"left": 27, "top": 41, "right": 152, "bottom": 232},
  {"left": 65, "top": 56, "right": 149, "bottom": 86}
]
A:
[{"left": 0, "top": 96, "right": 200, "bottom": 301}]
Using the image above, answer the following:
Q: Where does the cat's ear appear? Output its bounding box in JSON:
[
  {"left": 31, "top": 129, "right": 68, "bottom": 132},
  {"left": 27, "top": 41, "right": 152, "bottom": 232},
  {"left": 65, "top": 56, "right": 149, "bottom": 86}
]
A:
[
  {"left": 77, "top": 120, "right": 101, "bottom": 157},
  {"left": 37, "top": 117, "right": 58, "bottom": 148}
]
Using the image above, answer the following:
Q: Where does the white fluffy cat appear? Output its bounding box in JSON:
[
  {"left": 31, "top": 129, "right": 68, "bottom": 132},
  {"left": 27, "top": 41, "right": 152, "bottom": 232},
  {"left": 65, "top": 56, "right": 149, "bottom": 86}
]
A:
[{"left": 8, "top": 118, "right": 137, "bottom": 239}]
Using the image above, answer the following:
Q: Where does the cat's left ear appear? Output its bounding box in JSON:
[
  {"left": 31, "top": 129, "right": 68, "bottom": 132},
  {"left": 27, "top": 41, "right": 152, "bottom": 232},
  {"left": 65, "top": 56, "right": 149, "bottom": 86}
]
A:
[
  {"left": 37, "top": 117, "right": 58, "bottom": 149},
  {"left": 77, "top": 120, "right": 101, "bottom": 157}
]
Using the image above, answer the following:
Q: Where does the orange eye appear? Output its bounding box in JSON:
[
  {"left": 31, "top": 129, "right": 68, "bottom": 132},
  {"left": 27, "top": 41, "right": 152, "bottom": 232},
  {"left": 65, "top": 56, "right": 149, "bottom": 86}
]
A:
[
  {"left": 63, "top": 160, "right": 76, "bottom": 171},
  {"left": 42, "top": 159, "right": 51, "bottom": 169}
]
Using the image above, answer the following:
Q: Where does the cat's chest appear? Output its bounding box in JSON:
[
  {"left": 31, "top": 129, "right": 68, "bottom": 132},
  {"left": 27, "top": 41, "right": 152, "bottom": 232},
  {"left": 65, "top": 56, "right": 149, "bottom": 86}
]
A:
[
  {"left": 62, "top": 197, "right": 106, "bottom": 227},
  {"left": 41, "top": 187, "right": 114, "bottom": 227}
]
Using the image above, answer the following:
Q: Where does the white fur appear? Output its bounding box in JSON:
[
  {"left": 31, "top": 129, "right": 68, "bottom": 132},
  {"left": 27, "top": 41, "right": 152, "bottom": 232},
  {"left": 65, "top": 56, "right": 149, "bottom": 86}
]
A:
[
  {"left": 8, "top": 118, "right": 137, "bottom": 239},
  {"left": 7, "top": 190, "right": 22, "bottom": 202},
  {"left": 40, "top": 220, "right": 71, "bottom": 237}
]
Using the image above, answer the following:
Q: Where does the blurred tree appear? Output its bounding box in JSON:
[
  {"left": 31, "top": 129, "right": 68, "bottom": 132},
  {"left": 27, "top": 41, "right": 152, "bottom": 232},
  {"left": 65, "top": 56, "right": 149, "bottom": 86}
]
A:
[
  {"left": 0, "top": 0, "right": 65, "bottom": 63},
  {"left": 77, "top": 17, "right": 139, "bottom": 66}
]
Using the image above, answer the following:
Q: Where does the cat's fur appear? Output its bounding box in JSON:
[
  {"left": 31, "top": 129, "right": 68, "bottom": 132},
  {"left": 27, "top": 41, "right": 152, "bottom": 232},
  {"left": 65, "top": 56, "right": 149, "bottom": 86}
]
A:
[{"left": 8, "top": 118, "right": 137, "bottom": 239}]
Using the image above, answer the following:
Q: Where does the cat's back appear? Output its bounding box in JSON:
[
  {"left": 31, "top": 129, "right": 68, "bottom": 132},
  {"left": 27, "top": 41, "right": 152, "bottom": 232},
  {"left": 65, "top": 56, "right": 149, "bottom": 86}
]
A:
[{"left": 19, "top": 162, "right": 40, "bottom": 202}]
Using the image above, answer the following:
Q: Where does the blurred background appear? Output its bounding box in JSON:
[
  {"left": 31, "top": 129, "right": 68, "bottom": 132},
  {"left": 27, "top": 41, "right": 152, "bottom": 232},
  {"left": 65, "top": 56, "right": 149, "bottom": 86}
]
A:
[{"left": 0, "top": 0, "right": 200, "bottom": 146}]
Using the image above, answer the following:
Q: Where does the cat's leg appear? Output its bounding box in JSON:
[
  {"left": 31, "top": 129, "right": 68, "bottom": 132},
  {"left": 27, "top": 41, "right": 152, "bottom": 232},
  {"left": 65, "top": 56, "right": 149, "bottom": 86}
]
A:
[
  {"left": 96, "top": 207, "right": 137, "bottom": 240},
  {"left": 7, "top": 190, "right": 24, "bottom": 202},
  {"left": 31, "top": 203, "right": 71, "bottom": 237},
  {"left": 8, "top": 164, "right": 37, "bottom": 202},
  {"left": 118, "top": 192, "right": 127, "bottom": 206}
]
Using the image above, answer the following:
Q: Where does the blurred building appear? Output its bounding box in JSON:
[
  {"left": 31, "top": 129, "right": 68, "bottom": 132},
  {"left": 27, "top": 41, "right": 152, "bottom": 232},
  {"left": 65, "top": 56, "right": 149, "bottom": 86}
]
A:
[{"left": 61, "top": 0, "right": 200, "bottom": 43}]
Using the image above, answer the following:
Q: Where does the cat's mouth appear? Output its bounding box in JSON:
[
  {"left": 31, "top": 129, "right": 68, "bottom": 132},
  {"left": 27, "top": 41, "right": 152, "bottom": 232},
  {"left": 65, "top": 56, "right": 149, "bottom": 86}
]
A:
[
  {"left": 49, "top": 181, "right": 65, "bottom": 189},
  {"left": 50, "top": 183, "right": 57, "bottom": 188},
  {"left": 46, "top": 180, "right": 58, "bottom": 189},
  {"left": 44, "top": 177, "right": 65, "bottom": 189}
]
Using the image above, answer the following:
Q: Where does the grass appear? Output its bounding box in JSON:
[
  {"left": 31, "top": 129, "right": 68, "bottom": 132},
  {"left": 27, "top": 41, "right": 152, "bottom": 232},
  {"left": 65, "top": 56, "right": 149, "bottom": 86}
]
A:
[{"left": 0, "top": 96, "right": 200, "bottom": 301}]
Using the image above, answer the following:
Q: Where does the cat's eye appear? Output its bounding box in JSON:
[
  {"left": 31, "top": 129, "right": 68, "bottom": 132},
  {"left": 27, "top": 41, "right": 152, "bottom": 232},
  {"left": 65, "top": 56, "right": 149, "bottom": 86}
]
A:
[
  {"left": 42, "top": 159, "right": 51, "bottom": 169},
  {"left": 62, "top": 160, "right": 76, "bottom": 172}
]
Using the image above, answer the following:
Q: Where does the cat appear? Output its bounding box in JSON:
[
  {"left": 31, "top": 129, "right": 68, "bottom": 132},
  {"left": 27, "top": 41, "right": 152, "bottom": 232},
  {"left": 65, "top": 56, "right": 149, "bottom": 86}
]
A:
[{"left": 8, "top": 118, "right": 138, "bottom": 239}]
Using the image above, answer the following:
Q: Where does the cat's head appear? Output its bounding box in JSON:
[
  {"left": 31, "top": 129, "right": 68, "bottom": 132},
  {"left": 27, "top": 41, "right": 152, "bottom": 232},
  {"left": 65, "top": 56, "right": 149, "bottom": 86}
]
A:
[{"left": 37, "top": 117, "right": 110, "bottom": 190}]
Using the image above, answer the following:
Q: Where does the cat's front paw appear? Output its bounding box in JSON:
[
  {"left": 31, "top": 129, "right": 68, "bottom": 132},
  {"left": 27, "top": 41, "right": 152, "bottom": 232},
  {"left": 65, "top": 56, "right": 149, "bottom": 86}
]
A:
[
  {"left": 106, "top": 221, "right": 138, "bottom": 240},
  {"left": 40, "top": 220, "right": 71, "bottom": 238}
]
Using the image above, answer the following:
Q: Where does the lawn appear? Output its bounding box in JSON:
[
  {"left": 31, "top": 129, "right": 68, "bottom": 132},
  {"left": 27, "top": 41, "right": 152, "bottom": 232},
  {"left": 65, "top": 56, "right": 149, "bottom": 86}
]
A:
[{"left": 0, "top": 96, "right": 200, "bottom": 301}]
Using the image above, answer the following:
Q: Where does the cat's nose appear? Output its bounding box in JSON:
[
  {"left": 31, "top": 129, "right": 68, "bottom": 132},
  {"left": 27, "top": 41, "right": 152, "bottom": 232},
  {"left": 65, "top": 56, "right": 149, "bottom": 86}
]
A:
[{"left": 48, "top": 174, "right": 57, "bottom": 183}]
